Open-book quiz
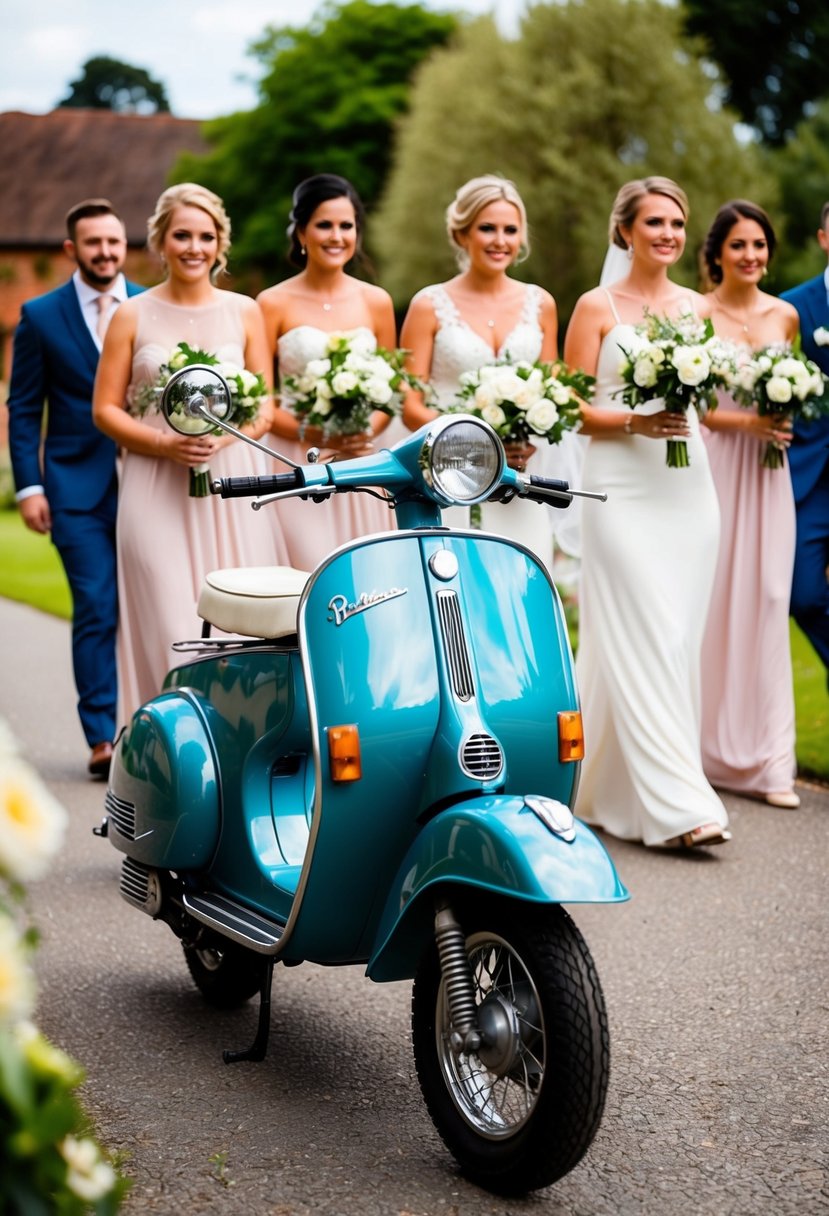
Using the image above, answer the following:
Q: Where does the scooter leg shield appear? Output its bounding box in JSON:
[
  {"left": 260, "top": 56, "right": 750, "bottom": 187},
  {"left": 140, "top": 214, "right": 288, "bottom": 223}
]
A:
[
  {"left": 106, "top": 691, "right": 220, "bottom": 870},
  {"left": 367, "top": 795, "right": 629, "bottom": 983}
]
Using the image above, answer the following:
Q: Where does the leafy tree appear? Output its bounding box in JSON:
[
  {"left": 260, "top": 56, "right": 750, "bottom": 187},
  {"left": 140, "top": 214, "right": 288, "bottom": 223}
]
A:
[
  {"left": 59, "top": 55, "right": 170, "bottom": 113},
  {"left": 772, "top": 100, "right": 829, "bottom": 288},
  {"left": 172, "top": 0, "right": 457, "bottom": 286},
  {"left": 375, "top": 0, "right": 768, "bottom": 321},
  {"left": 683, "top": 0, "right": 829, "bottom": 145}
]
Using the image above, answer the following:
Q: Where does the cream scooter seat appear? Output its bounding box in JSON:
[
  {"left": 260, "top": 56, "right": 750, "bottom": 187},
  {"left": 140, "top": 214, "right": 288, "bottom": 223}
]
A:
[{"left": 198, "top": 567, "right": 311, "bottom": 640}]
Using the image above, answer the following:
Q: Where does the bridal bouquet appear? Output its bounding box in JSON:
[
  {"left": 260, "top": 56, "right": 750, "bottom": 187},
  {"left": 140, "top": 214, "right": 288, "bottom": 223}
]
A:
[
  {"left": 283, "top": 330, "right": 412, "bottom": 440},
  {"left": 133, "top": 342, "right": 268, "bottom": 496},
  {"left": 450, "top": 358, "right": 593, "bottom": 464},
  {"left": 727, "top": 341, "right": 827, "bottom": 468},
  {"left": 617, "top": 313, "right": 735, "bottom": 467}
]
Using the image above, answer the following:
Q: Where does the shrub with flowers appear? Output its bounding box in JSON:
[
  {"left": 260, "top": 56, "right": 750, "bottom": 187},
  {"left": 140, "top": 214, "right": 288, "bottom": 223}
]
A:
[
  {"left": 283, "top": 330, "right": 414, "bottom": 439},
  {"left": 450, "top": 358, "right": 593, "bottom": 463},
  {"left": 727, "top": 341, "right": 828, "bottom": 468},
  {"left": 616, "top": 312, "right": 735, "bottom": 467},
  {"left": 131, "top": 342, "right": 269, "bottom": 496},
  {"left": 0, "top": 722, "right": 127, "bottom": 1213}
]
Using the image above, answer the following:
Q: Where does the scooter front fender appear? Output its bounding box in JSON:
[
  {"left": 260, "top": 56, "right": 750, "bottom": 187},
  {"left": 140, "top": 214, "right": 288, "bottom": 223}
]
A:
[{"left": 367, "top": 795, "right": 629, "bottom": 982}]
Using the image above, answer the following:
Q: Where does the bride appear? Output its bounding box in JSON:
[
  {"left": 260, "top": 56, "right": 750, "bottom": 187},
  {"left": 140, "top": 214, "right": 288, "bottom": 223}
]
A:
[
  {"left": 563, "top": 176, "right": 730, "bottom": 850},
  {"left": 399, "top": 174, "right": 578, "bottom": 567},
  {"left": 257, "top": 174, "right": 398, "bottom": 570}
]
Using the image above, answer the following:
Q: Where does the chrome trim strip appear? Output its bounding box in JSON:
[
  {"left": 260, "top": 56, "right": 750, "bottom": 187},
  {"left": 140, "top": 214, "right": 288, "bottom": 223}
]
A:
[
  {"left": 182, "top": 892, "right": 284, "bottom": 953},
  {"left": 435, "top": 589, "right": 474, "bottom": 701}
]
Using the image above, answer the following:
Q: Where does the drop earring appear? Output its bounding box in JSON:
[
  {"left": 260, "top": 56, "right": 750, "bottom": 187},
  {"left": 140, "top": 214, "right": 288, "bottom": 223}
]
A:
[
  {"left": 300, "top": 245, "right": 306, "bottom": 257},
  {"left": 626, "top": 244, "right": 633, "bottom": 260}
]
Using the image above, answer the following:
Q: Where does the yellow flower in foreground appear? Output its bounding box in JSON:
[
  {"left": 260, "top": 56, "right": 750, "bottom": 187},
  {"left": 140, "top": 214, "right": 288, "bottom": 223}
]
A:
[
  {"left": 0, "top": 757, "right": 67, "bottom": 881},
  {"left": 0, "top": 916, "right": 35, "bottom": 1023},
  {"left": 14, "top": 1020, "right": 84, "bottom": 1085},
  {"left": 60, "top": 1135, "right": 118, "bottom": 1202}
]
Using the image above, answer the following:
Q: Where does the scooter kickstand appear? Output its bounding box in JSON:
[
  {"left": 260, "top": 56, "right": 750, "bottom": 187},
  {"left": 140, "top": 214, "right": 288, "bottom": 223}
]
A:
[{"left": 223, "top": 958, "right": 274, "bottom": 1065}]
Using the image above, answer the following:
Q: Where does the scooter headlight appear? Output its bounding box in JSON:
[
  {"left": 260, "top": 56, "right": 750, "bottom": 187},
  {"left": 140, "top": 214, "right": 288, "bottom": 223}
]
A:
[{"left": 420, "top": 415, "right": 505, "bottom": 506}]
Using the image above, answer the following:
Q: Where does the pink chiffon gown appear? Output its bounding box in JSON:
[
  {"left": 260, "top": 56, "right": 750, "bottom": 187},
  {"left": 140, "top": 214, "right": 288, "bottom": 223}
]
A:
[
  {"left": 117, "top": 292, "right": 290, "bottom": 723},
  {"left": 266, "top": 325, "right": 397, "bottom": 571},
  {"left": 701, "top": 391, "right": 797, "bottom": 794}
]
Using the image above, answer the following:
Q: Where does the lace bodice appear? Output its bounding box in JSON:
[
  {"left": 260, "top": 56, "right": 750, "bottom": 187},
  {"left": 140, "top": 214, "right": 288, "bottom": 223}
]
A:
[
  {"left": 277, "top": 325, "right": 377, "bottom": 406},
  {"left": 126, "top": 293, "right": 247, "bottom": 413},
  {"left": 418, "top": 284, "right": 544, "bottom": 408}
]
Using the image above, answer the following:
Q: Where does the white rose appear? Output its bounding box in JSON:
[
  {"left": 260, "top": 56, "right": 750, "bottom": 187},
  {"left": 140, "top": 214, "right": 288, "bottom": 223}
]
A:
[
  {"left": 313, "top": 396, "right": 332, "bottom": 416},
  {"left": 757, "top": 354, "right": 773, "bottom": 372},
  {"left": 481, "top": 402, "right": 507, "bottom": 429},
  {"left": 0, "top": 757, "right": 67, "bottom": 881},
  {"left": 347, "top": 329, "right": 377, "bottom": 356},
  {"left": 809, "top": 372, "right": 825, "bottom": 395},
  {"left": 478, "top": 365, "right": 502, "bottom": 383},
  {"left": 474, "top": 383, "right": 499, "bottom": 410},
  {"left": 512, "top": 379, "right": 544, "bottom": 409},
  {"left": 672, "top": 345, "right": 711, "bottom": 387},
  {"left": 633, "top": 356, "right": 658, "bottom": 388},
  {"left": 61, "top": 1136, "right": 118, "bottom": 1203},
  {"left": 0, "top": 915, "right": 36, "bottom": 1023},
  {"left": 766, "top": 375, "right": 793, "bottom": 404},
  {"left": 813, "top": 326, "right": 829, "bottom": 347},
  {"left": 493, "top": 368, "right": 524, "bottom": 401},
  {"left": 331, "top": 370, "right": 359, "bottom": 395},
  {"left": 305, "top": 358, "right": 331, "bottom": 379},
  {"left": 365, "top": 378, "right": 394, "bottom": 405},
  {"left": 167, "top": 347, "right": 189, "bottom": 371},
  {"left": 774, "top": 358, "right": 803, "bottom": 380},
  {"left": 526, "top": 399, "right": 559, "bottom": 435}
]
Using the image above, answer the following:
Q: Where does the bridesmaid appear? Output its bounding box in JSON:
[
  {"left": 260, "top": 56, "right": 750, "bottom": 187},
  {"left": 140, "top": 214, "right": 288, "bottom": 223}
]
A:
[
  {"left": 700, "top": 200, "right": 800, "bottom": 808},
  {"left": 399, "top": 174, "right": 566, "bottom": 562},
  {"left": 257, "top": 174, "right": 397, "bottom": 570},
  {"left": 563, "top": 176, "right": 729, "bottom": 849},
  {"left": 93, "top": 183, "right": 286, "bottom": 722}
]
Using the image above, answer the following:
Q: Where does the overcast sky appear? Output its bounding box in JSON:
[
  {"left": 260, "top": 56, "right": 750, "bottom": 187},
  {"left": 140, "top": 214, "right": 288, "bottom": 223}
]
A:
[{"left": 2, "top": 0, "right": 523, "bottom": 120}]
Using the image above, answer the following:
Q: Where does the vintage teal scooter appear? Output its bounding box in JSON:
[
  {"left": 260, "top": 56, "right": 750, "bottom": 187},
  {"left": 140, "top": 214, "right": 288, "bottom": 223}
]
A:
[{"left": 97, "top": 365, "right": 627, "bottom": 1196}]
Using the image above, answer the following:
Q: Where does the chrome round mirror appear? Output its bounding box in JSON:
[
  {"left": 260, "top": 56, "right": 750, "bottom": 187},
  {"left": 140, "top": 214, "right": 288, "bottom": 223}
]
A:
[{"left": 160, "top": 365, "right": 231, "bottom": 436}]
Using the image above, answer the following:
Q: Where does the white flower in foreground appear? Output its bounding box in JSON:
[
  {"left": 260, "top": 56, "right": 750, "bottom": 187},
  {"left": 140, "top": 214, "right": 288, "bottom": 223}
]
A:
[
  {"left": 331, "top": 370, "right": 359, "bottom": 396},
  {"left": 0, "top": 720, "right": 19, "bottom": 760},
  {"left": 167, "top": 347, "right": 190, "bottom": 371},
  {"left": 365, "top": 378, "right": 393, "bottom": 406},
  {"left": 0, "top": 757, "right": 67, "bottom": 881},
  {"left": 526, "top": 399, "right": 559, "bottom": 435},
  {"left": 673, "top": 346, "right": 711, "bottom": 387},
  {"left": 305, "top": 358, "right": 331, "bottom": 379},
  {"left": 0, "top": 915, "right": 36, "bottom": 1023},
  {"left": 766, "top": 375, "right": 793, "bottom": 404},
  {"left": 814, "top": 326, "right": 829, "bottom": 347},
  {"left": 633, "top": 356, "right": 658, "bottom": 389},
  {"left": 61, "top": 1136, "right": 118, "bottom": 1203}
]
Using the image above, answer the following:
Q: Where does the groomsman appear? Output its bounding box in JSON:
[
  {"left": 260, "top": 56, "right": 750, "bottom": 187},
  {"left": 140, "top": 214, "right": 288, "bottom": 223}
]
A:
[
  {"left": 7, "top": 199, "right": 143, "bottom": 775},
  {"left": 781, "top": 203, "right": 829, "bottom": 680}
]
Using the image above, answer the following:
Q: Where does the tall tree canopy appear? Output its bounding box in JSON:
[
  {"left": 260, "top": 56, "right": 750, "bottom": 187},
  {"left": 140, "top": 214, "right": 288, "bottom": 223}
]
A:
[
  {"left": 375, "top": 0, "right": 768, "bottom": 319},
  {"left": 683, "top": 0, "right": 829, "bottom": 145},
  {"left": 59, "top": 55, "right": 170, "bottom": 114},
  {"left": 173, "top": 0, "right": 456, "bottom": 285}
]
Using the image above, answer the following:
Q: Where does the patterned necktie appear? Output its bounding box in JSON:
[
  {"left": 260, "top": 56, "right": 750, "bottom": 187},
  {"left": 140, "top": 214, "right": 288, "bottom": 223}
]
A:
[{"left": 95, "top": 293, "right": 115, "bottom": 342}]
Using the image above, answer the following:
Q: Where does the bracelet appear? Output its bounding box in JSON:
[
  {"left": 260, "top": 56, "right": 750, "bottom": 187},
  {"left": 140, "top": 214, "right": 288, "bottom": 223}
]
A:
[{"left": 624, "top": 414, "right": 634, "bottom": 435}]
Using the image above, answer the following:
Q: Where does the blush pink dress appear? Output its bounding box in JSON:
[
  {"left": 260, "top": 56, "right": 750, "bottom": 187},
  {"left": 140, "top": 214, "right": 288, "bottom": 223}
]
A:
[
  {"left": 117, "top": 292, "right": 290, "bottom": 723},
  {"left": 701, "top": 390, "right": 797, "bottom": 794}
]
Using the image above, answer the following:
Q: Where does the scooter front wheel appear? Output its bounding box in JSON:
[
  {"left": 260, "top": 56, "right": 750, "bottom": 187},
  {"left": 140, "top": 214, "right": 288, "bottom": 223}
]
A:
[
  {"left": 183, "top": 940, "right": 264, "bottom": 1009},
  {"left": 411, "top": 901, "right": 608, "bottom": 1195}
]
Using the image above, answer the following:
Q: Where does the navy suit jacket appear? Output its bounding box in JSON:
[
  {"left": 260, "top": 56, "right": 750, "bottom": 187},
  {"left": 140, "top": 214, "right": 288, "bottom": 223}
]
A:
[
  {"left": 781, "top": 274, "right": 829, "bottom": 504},
  {"left": 7, "top": 278, "right": 143, "bottom": 513}
]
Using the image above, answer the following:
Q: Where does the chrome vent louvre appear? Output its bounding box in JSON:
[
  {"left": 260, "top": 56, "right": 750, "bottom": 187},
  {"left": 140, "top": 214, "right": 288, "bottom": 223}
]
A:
[
  {"left": 105, "top": 789, "right": 136, "bottom": 840},
  {"left": 436, "top": 589, "right": 474, "bottom": 701},
  {"left": 461, "top": 733, "right": 504, "bottom": 780},
  {"left": 120, "top": 857, "right": 151, "bottom": 907}
]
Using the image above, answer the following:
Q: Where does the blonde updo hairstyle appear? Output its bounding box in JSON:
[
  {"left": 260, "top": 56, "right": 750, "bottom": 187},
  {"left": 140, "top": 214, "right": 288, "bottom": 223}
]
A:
[
  {"left": 609, "top": 176, "right": 689, "bottom": 250},
  {"left": 147, "top": 182, "right": 231, "bottom": 281},
  {"left": 446, "top": 174, "right": 529, "bottom": 269}
]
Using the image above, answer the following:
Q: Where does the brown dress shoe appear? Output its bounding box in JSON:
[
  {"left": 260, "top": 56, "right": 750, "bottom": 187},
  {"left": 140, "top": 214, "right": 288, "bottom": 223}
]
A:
[{"left": 88, "top": 741, "right": 113, "bottom": 778}]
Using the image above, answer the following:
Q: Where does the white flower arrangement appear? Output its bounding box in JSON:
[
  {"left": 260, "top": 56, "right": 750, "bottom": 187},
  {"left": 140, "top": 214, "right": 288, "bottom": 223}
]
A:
[
  {"left": 728, "top": 341, "right": 828, "bottom": 467},
  {"left": 284, "top": 330, "right": 414, "bottom": 437},
  {"left": 813, "top": 326, "right": 829, "bottom": 347}
]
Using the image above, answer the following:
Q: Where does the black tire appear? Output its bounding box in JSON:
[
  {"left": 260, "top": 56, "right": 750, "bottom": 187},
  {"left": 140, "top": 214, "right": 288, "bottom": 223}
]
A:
[
  {"left": 183, "top": 939, "right": 264, "bottom": 1009},
  {"left": 411, "top": 900, "right": 609, "bottom": 1195}
]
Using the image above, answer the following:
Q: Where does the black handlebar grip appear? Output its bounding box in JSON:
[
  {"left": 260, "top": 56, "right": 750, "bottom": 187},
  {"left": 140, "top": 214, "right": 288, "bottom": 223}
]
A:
[
  {"left": 528, "top": 476, "right": 570, "bottom": 493},
  {"left": 211, "top": 471, "right": 306, "bottom": 498}
]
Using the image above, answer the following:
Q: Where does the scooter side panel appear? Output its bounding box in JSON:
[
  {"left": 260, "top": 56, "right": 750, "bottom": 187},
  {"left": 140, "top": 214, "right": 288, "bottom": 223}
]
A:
[
  {"left": 108, "top": 693, "right": 219, "bottom": 869},
  {"left": 367, "top": 795, "right": 629, "bottom": 982}
]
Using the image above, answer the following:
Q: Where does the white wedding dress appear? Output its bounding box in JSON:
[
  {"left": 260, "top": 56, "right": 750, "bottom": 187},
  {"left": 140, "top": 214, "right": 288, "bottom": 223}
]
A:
[
  {"left": 419, "top": 284, "right": 584, "bottom": 567},
  {"left": 268, "top": 325, "right": 397, "bottom": 570},
  {"left": 575, "top": 293, "right": 728, "bottom": 845}
]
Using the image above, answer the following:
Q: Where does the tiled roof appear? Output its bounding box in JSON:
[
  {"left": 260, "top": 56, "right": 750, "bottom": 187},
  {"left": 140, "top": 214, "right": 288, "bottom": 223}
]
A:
[{"left": 0, "top": 109, "right": 210, "bottom": 246}]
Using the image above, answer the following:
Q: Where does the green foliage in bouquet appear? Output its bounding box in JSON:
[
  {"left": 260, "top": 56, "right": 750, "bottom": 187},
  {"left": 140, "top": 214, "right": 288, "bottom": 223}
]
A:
[
  {"left": 451, "top": 359, "right": 593, "bottom": 446},
  {"left": 728, "top": 337, "right": 828, "bottom": 468}
]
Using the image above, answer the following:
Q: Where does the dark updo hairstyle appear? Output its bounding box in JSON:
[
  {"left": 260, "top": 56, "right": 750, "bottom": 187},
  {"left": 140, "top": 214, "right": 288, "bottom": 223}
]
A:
[
  {"left": 703, "top": 199, "right": 777, "bottom": 285},
  {"left": 286, "top": 174, "right": 365, "bottom": 269}
]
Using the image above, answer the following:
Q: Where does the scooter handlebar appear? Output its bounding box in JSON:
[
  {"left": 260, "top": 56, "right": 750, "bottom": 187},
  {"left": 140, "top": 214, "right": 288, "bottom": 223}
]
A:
[{"left": 211, "top": 471, "right": 306, "bottom": 498}]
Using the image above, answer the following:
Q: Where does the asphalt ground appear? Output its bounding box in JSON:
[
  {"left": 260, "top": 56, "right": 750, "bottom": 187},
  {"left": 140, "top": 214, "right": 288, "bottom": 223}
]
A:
[{"left": 1, "top": 595, "right": 827, "bottom": 1215}]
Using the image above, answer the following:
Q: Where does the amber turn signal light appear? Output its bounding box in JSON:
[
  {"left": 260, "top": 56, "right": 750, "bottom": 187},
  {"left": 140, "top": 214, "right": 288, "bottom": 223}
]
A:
[
  {"left": 558, "top": 711, "right": 584, "bottom": 762},
  {"left": 328, "top": 724, "right": 362, "bottom": 782}
]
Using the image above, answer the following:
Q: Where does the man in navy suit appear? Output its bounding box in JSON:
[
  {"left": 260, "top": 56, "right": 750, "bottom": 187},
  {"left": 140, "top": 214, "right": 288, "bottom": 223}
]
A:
[
  {"left": 781, "top": 203, "right": 829, "bottom": 680},
  {"left": 7, "top": 199, "right": 143, "bottom": 775}
]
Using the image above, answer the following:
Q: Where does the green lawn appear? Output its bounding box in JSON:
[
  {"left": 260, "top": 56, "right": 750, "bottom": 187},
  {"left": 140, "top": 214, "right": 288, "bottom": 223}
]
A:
[{"left": 1, "top": 508, "right": 826, "bottom": 781}]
